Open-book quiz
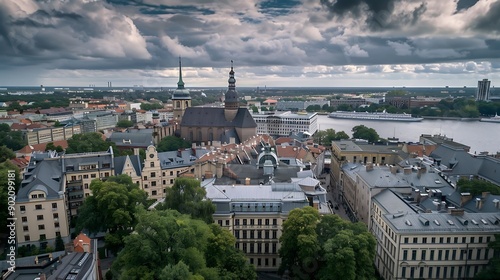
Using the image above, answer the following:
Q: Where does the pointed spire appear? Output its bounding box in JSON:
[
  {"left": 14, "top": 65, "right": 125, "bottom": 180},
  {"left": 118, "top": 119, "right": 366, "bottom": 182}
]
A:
[
  {"left": 228, "top": 60, "right": 236, "bottom": 89},
  {"left": 177, "top": 56, "right": 185, "bottom": 89}
]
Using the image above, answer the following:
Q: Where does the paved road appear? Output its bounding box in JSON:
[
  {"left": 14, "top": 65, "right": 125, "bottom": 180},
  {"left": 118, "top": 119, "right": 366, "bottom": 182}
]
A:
[{"left": 319, "top": 173, "right": 351, "bottom": 221}]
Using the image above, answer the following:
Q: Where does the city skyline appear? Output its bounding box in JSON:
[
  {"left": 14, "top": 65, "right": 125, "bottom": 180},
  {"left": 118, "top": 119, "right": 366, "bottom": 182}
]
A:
[{"left": 1, "top": 0, "right": 499, "bottom": 87}]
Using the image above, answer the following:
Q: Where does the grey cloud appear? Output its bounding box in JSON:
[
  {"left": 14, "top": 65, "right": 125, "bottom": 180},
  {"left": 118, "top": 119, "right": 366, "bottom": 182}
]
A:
[{"left": 470, "top": 1, "right": 500, "bottom": 34}]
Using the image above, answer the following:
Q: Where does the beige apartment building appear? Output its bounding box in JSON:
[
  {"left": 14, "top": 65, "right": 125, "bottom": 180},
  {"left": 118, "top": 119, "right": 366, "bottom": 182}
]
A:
[
  {"left": 372, "top": 189, "right": 500, "bottom": 280},
  {"left": 26, "top": 125, "right": 82, "bottom": 145}
]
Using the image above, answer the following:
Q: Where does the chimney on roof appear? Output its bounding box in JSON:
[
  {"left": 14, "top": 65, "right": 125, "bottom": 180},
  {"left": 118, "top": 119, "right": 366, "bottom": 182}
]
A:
[
  {"left": 450, "top": 208, "right": 465, "bottom": 216},
  {"left": 418, "top": 193, "right": 428, "bottom": 204},
  {"left": 133, "top": 148, "right": 140, "bottom": 156},
  {"left": 39, "top": 274, "right": 47, "bottom": 280},
  {"left": 390, "top": 165, "right": 398, "bottom": 174},
  {"left": 493, "top": 199, "right": 500, "bottom": 209},
  {"left": 366, "top": 162, "right": 374, "bottom": 172},
  {"left": 245, "top": 177, "right": 251, "bottom": 185},
  {"left": 404, "top": 167, "right": 412, "bottom": 175},
  {"left": 460, "top": 192, "right": 472, "bottom": 206},
  {"left": 475, "top": 197, "right": 484, "bottom": 210}
]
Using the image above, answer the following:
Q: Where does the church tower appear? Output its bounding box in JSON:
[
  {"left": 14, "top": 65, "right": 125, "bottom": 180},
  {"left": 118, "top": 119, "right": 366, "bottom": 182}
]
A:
[
  {"left": 224, "top": 60, "right": 239, "bottom": 122},
  {"left": 172, "top": 57, "right": 191, "bottom": 122}
]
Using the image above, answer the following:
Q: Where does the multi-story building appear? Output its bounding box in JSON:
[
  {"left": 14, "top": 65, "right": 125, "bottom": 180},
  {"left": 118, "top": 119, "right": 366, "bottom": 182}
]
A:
[
  {"left": 372, "top": 189, "right": 500, "bottom": 280},
  {"left": 252, "top": 111, "right": 318, "bottom": 137},
  {"left": 476, "top": 79, "right": 491, "bottom": 101},
  {"left": 197, "top": 137, "right": 329, "bottom": 272},
  {"left": 26, "top": 125, "right": 82, "bottom": 145},
  {"left": 83, "top": 111, "right": 118, "bottom": 131}
]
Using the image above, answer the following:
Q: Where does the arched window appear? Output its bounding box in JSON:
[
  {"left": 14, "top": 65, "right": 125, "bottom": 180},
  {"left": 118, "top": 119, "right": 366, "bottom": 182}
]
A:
[
  {"left": 176, "top": 101, "right": 180, "bottom": 108},
  {"left": 185, "top": 101, "right": 189, "bottom": 108}
]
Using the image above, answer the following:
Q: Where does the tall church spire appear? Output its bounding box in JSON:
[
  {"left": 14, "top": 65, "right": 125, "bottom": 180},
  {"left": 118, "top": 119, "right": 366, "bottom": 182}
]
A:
[
  {"left": 177, "top": 56, "right": 185, "bottom": 89},
  {"left": 228, "top": 60, "right": 236, "bottom": 90}
]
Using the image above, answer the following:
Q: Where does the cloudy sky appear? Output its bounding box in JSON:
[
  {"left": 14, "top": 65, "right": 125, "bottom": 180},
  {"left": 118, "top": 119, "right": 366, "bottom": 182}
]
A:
[{"left": 1, "top": 0, "right": 499, "bottom": 88}]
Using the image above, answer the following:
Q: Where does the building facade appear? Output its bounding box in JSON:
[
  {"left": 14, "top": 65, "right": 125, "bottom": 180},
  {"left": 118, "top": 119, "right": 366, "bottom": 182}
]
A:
[
  {"left": 476, "top": 79, "right": 491, "bottom": 101},
  {"left": 252, "top": 111, "right": 318, "bottom": 137}
]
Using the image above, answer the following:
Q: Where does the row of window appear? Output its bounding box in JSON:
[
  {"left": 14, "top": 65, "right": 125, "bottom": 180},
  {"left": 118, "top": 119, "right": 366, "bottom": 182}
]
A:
[
  {"left": 402, "top": 248, "right": 491, "bottom": 261},
  {"left": 24, "top": 231, "right": 61, "bottom": 242},
  {"left": 401, "top": 264, "right": 482, "bottom": 279},
  {"left": 23, "top": 222, "right": 60, "bottom": 231},
  {"left": 234, "top": 218, "right": 278, "bottom": 226},
  {"left": 21, "top": 213, "right": 59, "bottom": 222},
  {"left": 236, "top": 242, "right": 278, "bottom": 254},
  {"left": 403, "top": 236, "right": 491, "bottom": 244},
  {"left": 235, "top": 230, "right": 278, "bottom": 240},
  {"left": 21, "top": 203, "right": 58, "bottom": 212},
  {"left": 249, "top": 257, "right": 277, "bottom": 267}
]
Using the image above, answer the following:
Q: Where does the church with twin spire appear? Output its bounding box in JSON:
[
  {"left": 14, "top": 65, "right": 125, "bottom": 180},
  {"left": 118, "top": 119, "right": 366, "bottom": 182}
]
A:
[{"left": 172, "top": 59, "right": 257, "bottom": 144}]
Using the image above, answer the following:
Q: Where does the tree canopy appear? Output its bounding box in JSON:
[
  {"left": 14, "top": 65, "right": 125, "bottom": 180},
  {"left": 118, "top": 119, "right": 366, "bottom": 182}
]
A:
[
  {"left": 352, "top": 125, "right": 379, "bottom": 143},
  {"left": 157, "top": 177, "right": 215, "bottom": 223},
  {"left": 140, "top": 102, "right": 164, "bottom": 111},
  {"left": 0, "top": 123, "right": 26, "bottom": 151},
  {"left": 116, "top": 119, "right": 134, "bottom": 128},
  {"left": 157, "top": 136, "right": 191, "bottom": 152},
  {"left": 110, "top": 209, "right": 256, "bottom": 280},
  {"left": 313, "top": 128, "right": 349, "bottom": 146},
  {"left": 457, "top": 178, "right": 500, "bottom": 196},
  {"left": 66, "top": 132, "right": 117, "bottom": 154},
  {"left": 279, "top": 207, "right": 376, "bottom": 280},
  {"left": 75, "top": 175, "right": 148, "bottom": 254}
]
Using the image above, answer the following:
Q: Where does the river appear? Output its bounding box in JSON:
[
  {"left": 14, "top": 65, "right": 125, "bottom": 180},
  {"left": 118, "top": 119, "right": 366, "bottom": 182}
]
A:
[{"left": 316, "top": 115, "right": 500, "bottom": 154}]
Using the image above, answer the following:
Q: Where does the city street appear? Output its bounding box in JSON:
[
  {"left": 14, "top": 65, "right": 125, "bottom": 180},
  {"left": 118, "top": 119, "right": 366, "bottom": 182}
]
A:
[{"left": 318, "top": 173, "right": 351, "bottom": 221}]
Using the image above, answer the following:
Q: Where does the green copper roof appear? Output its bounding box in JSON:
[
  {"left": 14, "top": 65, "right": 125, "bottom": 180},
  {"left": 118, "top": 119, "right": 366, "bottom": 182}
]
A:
[{"left": 177, "top": 57, "right": 185, "bottom": 89}]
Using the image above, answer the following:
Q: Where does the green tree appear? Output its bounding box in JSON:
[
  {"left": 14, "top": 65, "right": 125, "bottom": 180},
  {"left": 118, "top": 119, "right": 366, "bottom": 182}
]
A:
[
  {"left": 158, "top": 177, "right": 215, "bottom": 223},
  {"left": 352, "top": 125, "right": 379, "bottom": 143},
  {"left": 111, "top": 209, "right": 256, "bottom": 280},
  {"left": 76, "top": 175, "right": 148, "bottom": 254},
  {"left": 279, "top": 209, "right": 376, "bottom": 280},
  {"left": 279, "top": 206, "right": 321, "bottom": 278},
  {"left": 0, "top": 146, "right": 15, "bottom": 163},
  {"left": 0, "top": 124, "right": 26, "bottom": 151},
  {"left": 457, "top": 179, "right": 500, "bottom": 196},
  {"left": 67, "top": 132, "right": 117, "bottom": 154},
  {"left": 55, "top": 234, "right": 65, "bottom": 251},
  {"left": 251, "top": 105, "right": 258, "bottom": 113},
  {"left": 116, "top": 120, "right": 134, "bottom": 128},
  {"left": 157, "top": 136, "right": 191, "bottom": 152},
  {"left": 140, "top": 102, "right": 164, "bottom": 110}
]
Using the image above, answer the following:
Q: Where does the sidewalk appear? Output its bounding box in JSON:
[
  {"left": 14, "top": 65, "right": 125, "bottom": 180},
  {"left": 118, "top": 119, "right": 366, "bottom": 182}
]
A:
[{"left": 319, "top": 173, "right": 351, "bottom": 221}]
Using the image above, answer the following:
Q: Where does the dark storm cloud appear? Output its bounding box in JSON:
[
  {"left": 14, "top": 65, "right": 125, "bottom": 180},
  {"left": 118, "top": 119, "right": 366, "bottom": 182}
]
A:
[
  {"left": 470, "top": 1, "right": 500, "bottom": 34},
  {"left": 456, "top": 0, "right": 480, "bottom": 11},
  {"left": 319, "top": 0, "right": 427, "bottom": 31}
]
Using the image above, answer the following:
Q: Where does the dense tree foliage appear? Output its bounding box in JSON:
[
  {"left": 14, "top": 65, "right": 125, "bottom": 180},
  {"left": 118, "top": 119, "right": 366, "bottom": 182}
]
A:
[
  {"left": 157, "top": 177, "right": 215, "bottom": 223},
  {"left": 140, "top": 102, "right": 164, "bottom": 110},
  {"left": 45, "top": 142, "right": 64, "bottom": 152},
  {"left": 475, "top": 234, "right": 500, "bottom": 279},
  {"left": 457, "top": 179, "right": 500, "bottom": 196},
  {"left": 66, "top": 132, "right": 118, "bottom": 154},
  {"left": 279, "top": 207, "right": 376, "bottom": 280},
  {"left": 110, "top": 209, "right": 256, "bottom": 280},
  {"left": 0, "top": 123, "right": 26, "bottom": 151},
  {"left": 313, "top": 128, "right": 349, "bottom": 146},
  {"left": 116, "top": 119, "right": 134, "bottom": 128},
  {"left": 75, "top": 175, "right": 148, "bottom": 254},
  {"left": 0, "top": 146, "right": 15, "bottom": 163},
  {"left": 157, "top": 136, "right": 191, "bottom": 152},
  {"left": 352, "top": 125, "right": 379, "bottom": 143}
]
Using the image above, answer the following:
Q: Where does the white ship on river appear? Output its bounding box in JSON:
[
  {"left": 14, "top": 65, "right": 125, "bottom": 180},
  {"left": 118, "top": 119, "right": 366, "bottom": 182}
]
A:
[
  {"left": 480, "top": 114, "right": 500, "bottom": 123},
  {"left": 328, "top": 110, "right": 423, "bottom": 122}
]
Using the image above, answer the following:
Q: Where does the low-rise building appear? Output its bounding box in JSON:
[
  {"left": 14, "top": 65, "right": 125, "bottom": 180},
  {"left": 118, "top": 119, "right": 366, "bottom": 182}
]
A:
[{"left": 252, "top": 111, "right": 318, "bottom": 137}]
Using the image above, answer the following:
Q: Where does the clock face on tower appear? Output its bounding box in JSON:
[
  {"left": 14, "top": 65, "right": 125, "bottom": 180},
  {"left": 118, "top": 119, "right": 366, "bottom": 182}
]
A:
[{"left": 149, "top": 154, "right": 154, "bottom": 158}]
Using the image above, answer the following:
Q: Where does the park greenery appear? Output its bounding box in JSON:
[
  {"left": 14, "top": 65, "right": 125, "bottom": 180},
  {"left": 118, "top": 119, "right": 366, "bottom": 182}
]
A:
[
  {"left": 116, "top": 119, "right": 134, "bottom": 128},
  {"left": 157, "top": 135, "right": 192, "bottom": 152},
  {"left": 457, "top": 179, "right": 500, "bottom": 196},
  {"left": 110, "top": 209, "right": 256, "bottom": 280},
  {"left": 0, "top": 123, "right": 27, "bottom": 151},
  {"left": 140, "top": 102, "right": 164, "bottom": 111},
  {"left": 313, "top": 128, "right": 349, "bottom": 145},
  {"left": 66, "top": 132, "right": 119, "bottom": 154},
  {"left": 279, "top": 207, "right": 376, "bottom": 280},
  {"left": 75, "top": 175, "right": 148, "bottom": 254},
  {"left": 352, "top": 125, "right": 380, "bottom": 143},
  {"left": 156, "top": 177, "right": 215, "bottom": 224}
]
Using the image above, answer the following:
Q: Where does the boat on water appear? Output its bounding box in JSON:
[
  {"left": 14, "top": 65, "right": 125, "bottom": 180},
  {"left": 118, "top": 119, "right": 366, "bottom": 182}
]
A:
[
  {"left": 480, "top": 114, "right": 500, "bottom": 123},
  {"left": 328, "top": 110, "right": 423, "bottom": 122}
]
